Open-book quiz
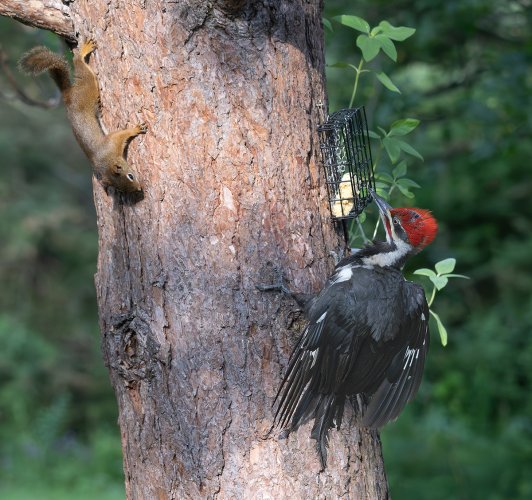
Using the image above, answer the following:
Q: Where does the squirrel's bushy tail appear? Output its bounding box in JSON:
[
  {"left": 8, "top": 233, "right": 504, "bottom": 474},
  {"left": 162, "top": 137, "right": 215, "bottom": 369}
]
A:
[{"left": 19, "top": 47, "right": 71, "bottom": 92}]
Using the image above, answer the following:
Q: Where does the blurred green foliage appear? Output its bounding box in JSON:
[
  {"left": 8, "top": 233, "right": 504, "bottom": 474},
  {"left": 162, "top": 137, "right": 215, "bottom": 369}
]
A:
[
  {"left": 0, "top": 0, "right": 531, "bottom": 498},
  {"left": 0, "top": 20, "right": 124, "bottom": 499}
]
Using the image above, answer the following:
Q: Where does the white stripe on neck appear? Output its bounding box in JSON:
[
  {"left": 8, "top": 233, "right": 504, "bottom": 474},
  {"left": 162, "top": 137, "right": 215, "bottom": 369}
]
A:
[{"left": 361, "top": 239, "right": 412, "bottom": 267}]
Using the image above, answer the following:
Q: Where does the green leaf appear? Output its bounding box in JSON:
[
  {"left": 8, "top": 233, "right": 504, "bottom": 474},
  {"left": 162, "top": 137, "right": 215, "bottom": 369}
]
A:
[
  {"left": 388, "top": 118, "right": 420, "bottom": 137},
  {"left": 396, "top": 178, "right": 421, "bottom": 189},
  {"left": 334, "top": 15, "right": 370, "bottom": 34},
  {"left": 323, "top": 18, "right": 333, "bottom": 32},
  {"left": 414, "top": 268, "right": 437, "bottom": 278},
  {"left": 356, "top": 34, "right": 381, "bottom": 62},
  {"left": 367, "top": 129, "right": 381, "bottom": 139},
  {"left": 430, "top": 275, "right": 449, "bottom": 291},
  {"left": 378, "top": 21, "right": 416, "bottom": 41},
  {"left": 375, "top": 171, "right": 394, "bottom": 183},
  {"left": 396, "top": 139, "right": 424, "bottom": 160},
  {"left": 435, "top": 258, "right": 456, "bottom": 275},
  {"left": 430, "top": 309, "right": 448, "bottom": 346},
  {"left": 358, "top": 211, "right": 367, "bottom": 223},
  {"left": 392, "top": 160, "right": 407, "bottom": 178},
  {"left": 445, "top": 274, "right": 470, "bottom": 279},
  {"left": 377, "top": 126, "right": 387, "bottom": 136},
  {"left": 397, "top": 184, "right": 415, "bottom": 198},
  {"left": 375, "top": 181, "right": 390, "bottom": 190},
  {"left": 375, "top": 72, "right": 401, "bottom": 93},
  {"left": 375, "top": 35, "right": 397, "bottom": 61},
  {"left": 382, "top": 137, "right": 401, "bottom": 163}
]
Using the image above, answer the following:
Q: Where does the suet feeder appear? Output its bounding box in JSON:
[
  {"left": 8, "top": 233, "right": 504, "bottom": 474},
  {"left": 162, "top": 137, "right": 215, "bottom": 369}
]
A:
[{"left": 318, "top": 107, "right": 375, "bottom": 222}]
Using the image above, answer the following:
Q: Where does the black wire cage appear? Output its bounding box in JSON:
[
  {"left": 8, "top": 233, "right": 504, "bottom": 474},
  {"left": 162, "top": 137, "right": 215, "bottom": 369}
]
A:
[{"left": 318, "top": 107, "right": 375, "bottom": 221}]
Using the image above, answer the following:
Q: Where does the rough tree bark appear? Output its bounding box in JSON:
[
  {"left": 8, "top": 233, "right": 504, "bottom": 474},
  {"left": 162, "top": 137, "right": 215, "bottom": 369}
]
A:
[{"left": 2, "top": 1, "right": 389, "bottom": 498}]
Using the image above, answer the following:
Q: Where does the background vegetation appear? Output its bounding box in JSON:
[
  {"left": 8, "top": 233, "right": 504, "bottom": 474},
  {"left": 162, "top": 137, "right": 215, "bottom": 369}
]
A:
[
  {"left": 0, "top": 21, "right": 123, "bottom": 500},
  {"left": 0, "top": 1, "right": 530, "bottom": 498}
]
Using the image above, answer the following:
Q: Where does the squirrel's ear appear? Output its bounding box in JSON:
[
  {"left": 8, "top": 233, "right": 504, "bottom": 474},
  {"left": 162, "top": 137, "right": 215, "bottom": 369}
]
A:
[{"left": 111, "top": 164, "right": 122, "bottom": 176}]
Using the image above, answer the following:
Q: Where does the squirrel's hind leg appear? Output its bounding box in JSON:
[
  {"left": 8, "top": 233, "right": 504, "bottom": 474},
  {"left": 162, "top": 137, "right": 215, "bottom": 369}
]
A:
[{"left": 71, "top": 40, "right": 99, "bottom": 113}]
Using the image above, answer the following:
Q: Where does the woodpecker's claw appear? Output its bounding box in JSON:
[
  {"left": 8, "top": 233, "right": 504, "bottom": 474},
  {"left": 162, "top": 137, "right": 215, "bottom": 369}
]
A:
[
  {"left": 256, "top": 282, "right": 292, "bottom": 295},
  {"left": 256, "top": 267, "right": 291, "bottom": 295},
  {"left": 257, "top": 271, "right": 296, "bottom": 302},
  {"left": 257, "top": 273, "right": 317, "bottom": 312}
]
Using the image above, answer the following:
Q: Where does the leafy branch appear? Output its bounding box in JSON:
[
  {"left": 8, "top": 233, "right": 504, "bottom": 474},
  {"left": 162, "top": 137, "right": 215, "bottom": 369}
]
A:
[
  {"left": 328, "top": 16, "right": 415, "bottom": 101},
  {"left": 413, "top": 258, "right": 469, "bottom": 346}
]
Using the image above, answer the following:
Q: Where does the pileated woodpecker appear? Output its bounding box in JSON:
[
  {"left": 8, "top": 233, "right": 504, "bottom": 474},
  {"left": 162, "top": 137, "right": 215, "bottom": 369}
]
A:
[{"left": 271, "top": 190, "right": 438, "bottom": 467}]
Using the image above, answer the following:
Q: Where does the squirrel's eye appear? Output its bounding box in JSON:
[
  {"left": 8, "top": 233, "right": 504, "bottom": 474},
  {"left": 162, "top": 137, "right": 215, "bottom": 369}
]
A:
[{"left": 127, "top": 173, "right": 135, "bottom": 181}]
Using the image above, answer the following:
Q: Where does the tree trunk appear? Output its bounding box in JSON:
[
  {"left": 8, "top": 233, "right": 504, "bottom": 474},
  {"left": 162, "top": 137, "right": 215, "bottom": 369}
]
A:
[{"left": 3, "top": 1, "right": 389, "bottom": 498}]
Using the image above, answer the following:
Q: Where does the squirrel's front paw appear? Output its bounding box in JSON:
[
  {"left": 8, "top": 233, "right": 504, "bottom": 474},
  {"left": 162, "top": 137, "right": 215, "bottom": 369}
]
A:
[
  {"left": 136, "top": 122, "right": 148, "bottom": 134},
  {"left": 80, "top": 39, "right": 97, "bottom": 57}
]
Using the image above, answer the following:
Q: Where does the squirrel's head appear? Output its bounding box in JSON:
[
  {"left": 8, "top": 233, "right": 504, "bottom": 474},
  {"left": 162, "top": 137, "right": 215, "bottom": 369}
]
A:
[{"left": 107, "top": 160, "right": 142, "bottom": 193}]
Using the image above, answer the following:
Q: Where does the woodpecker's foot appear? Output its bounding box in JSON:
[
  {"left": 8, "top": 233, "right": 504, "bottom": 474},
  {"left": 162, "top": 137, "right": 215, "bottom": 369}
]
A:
[
  {"left": 257, "top": 273, "right": 317, "bottom": 312},
  {"left": 256, "top": 268, "right": 291, "bottom": 295},
  {"left": 256, "top": 282, "right": 292, "bottom": 295}
]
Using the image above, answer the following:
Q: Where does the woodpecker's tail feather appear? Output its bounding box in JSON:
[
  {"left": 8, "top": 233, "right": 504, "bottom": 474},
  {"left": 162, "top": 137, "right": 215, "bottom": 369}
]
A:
[
  {"left": 275, "top": 382, "right": 345, "bottom": 468},
  {"left": 19, "top": 47, "right": 71, "bottom": 92},
  {"left": 310, "top": 393, "right": 345, "bottom": 468},
  {"left": 273, "top": 323, "right": 348, "bottom": 467}
]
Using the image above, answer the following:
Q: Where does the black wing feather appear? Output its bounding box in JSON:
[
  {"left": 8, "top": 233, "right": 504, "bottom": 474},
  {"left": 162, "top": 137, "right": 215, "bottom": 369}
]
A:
[{"left": 361, "top": 283, "right": 430, "bottom": 428}]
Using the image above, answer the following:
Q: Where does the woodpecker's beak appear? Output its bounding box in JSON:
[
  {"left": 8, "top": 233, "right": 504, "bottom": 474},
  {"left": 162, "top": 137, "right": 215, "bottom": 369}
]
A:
[
  {"left": 368, "top": 188, "right": 392, "bottom": 214},
  {"left": 368, "top": 188, "right": 394, "bottom": 243}
]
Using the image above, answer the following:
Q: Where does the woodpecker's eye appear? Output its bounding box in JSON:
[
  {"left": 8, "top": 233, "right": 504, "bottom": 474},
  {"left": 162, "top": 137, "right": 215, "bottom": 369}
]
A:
[
  {"left": 127, "top": 173, "right": 135, "bottom": 181},
  {"left": 393, "top": 217, "right": 400, "bottom": 225}
]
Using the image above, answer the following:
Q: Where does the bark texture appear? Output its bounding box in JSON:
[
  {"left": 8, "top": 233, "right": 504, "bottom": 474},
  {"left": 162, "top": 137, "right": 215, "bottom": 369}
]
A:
[{"left": 4, "top": 1, "right": 389, "bottom": 498}]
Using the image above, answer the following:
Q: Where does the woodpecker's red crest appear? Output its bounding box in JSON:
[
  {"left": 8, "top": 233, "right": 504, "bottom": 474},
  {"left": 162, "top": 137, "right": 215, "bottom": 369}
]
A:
[
  {"left": 389, "top": 208, "right": 438, "bottom": 250},
  {"left": 372, "top": 190, "right": 438, "bottom": 254}
]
